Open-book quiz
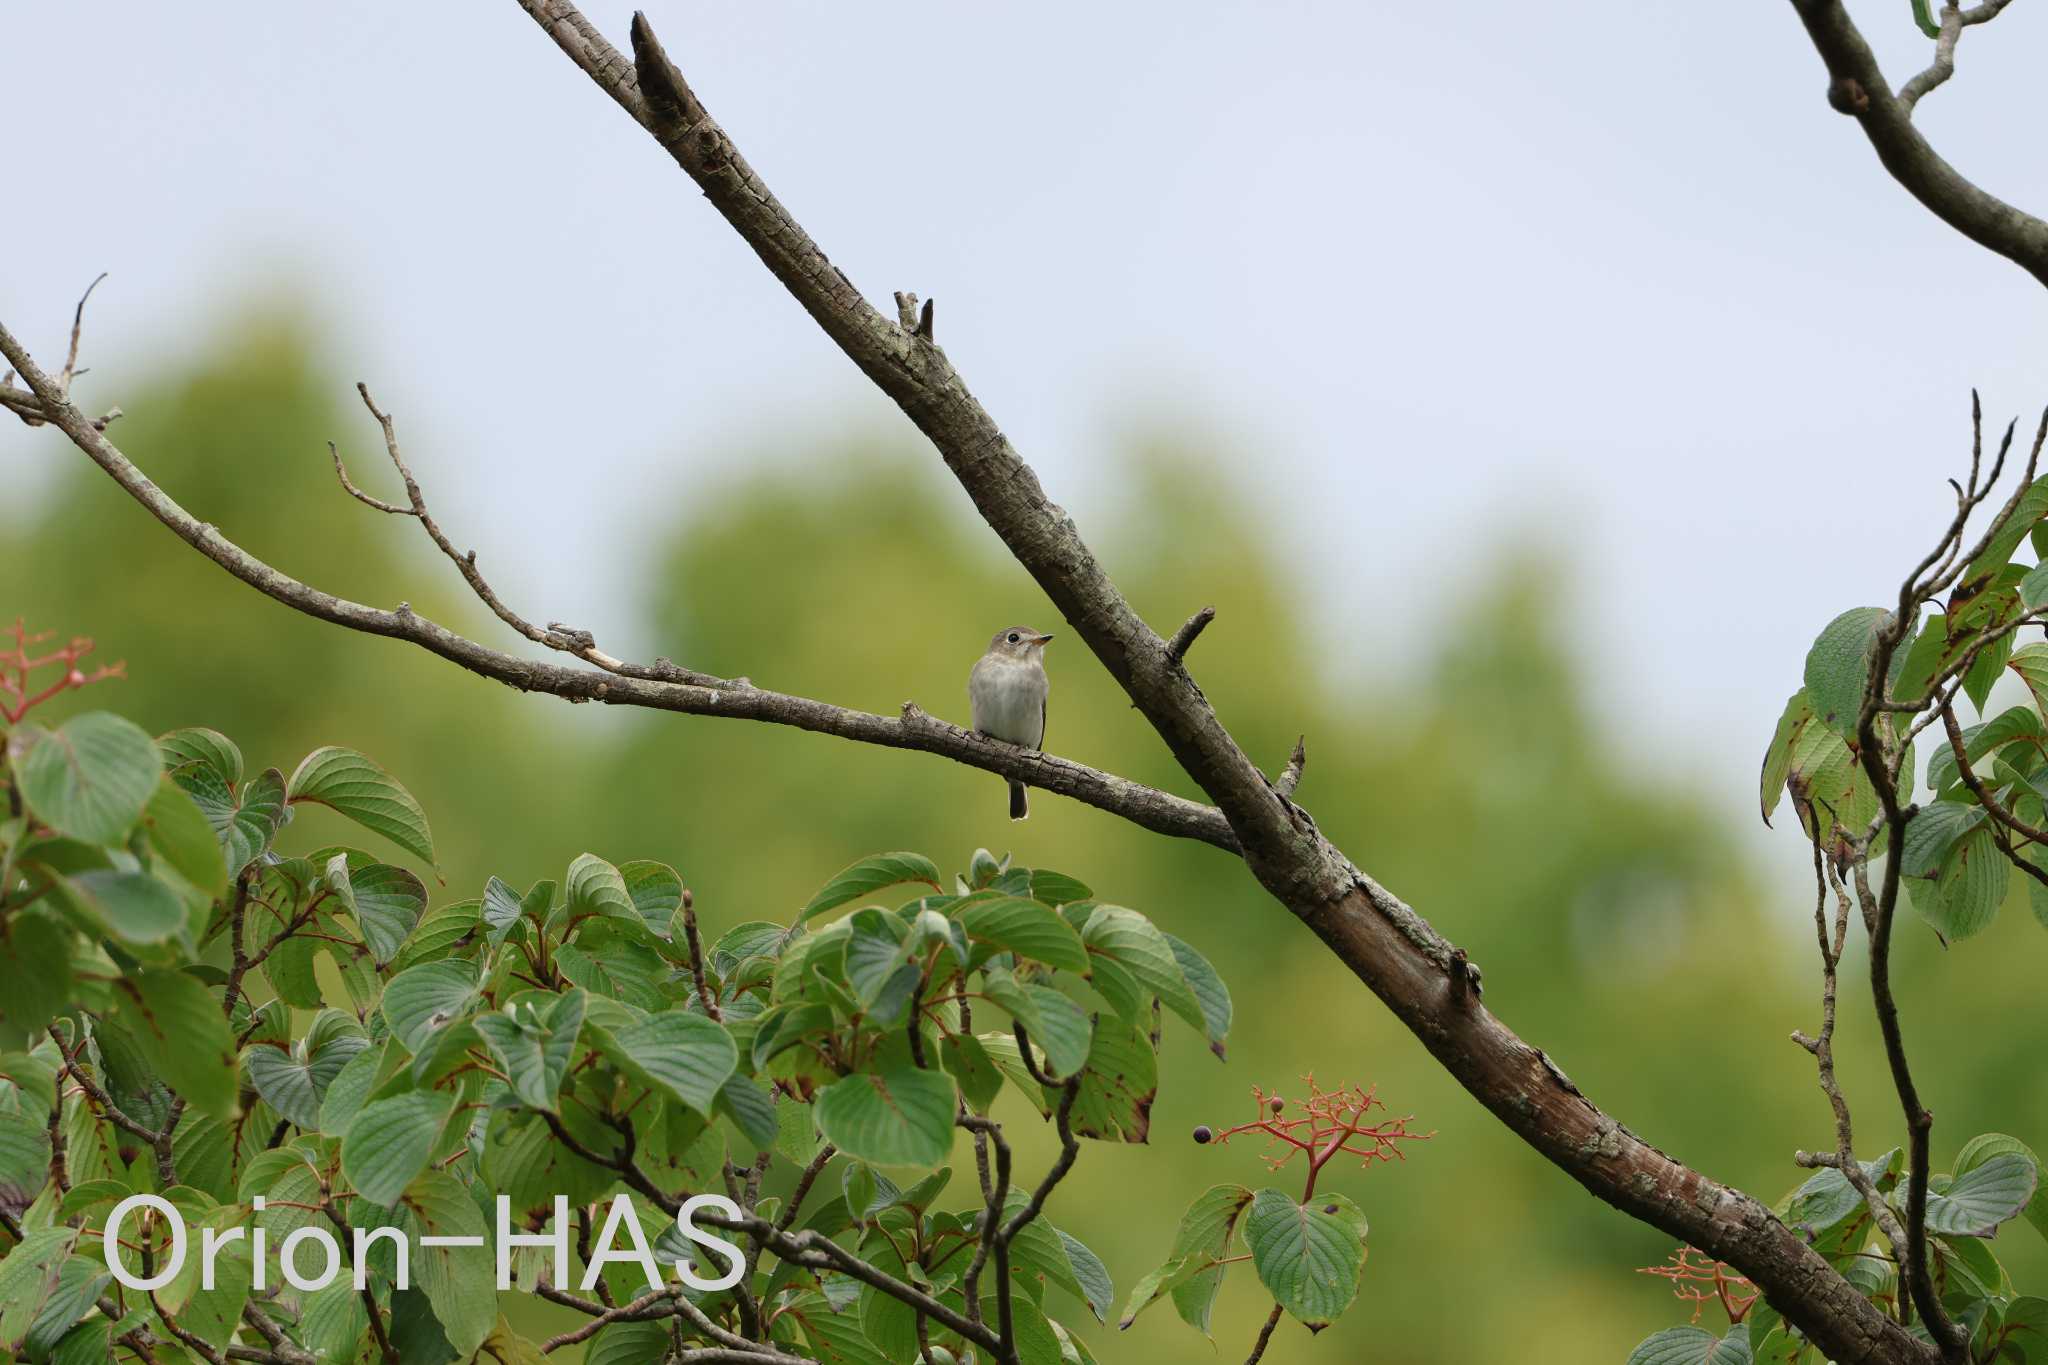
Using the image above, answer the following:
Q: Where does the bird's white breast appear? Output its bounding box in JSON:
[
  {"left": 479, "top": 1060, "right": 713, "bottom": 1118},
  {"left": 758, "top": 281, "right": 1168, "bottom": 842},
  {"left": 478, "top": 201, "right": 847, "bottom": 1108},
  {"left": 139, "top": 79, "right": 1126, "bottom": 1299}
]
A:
[{"left": 969, "top": 655, "right": 1047, "bottom": 747}]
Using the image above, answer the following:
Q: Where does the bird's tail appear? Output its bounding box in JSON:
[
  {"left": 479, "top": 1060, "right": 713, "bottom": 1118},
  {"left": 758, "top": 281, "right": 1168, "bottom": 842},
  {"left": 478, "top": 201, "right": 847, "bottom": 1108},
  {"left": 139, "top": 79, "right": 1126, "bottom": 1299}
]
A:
[{"left": 1008, "top": 780, "right": 1029, "bottom": 821}]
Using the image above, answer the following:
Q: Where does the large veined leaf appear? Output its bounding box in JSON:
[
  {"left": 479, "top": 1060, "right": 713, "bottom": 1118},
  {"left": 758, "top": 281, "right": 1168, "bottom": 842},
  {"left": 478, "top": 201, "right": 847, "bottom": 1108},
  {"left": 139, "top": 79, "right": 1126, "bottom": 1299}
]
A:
[
  {"left": 1243, "top": 1187, "right": 1368, "bottom": 1328},
  {"left": 1118, "top": 1183, "right": 1255, "bottom": 1332},
  {"left": 10, "top": 712, "right": 161, "bottom": 844},
  {"left": 112, "top": 969, "right": 238, "bottom": 1118},
  {"left": 1161, "top": 930, "right": 1231, "bottom": 1058},
  {"left": 800, "top": 853, "right": 942, "bottom": 923},
  {"left": 157, "top": 728, "right": 243, "bottom": 788},
  {"left": 1782, "top": 716, "right": 1878, "bottom": 847},
  {"left": 381, "top": 960, "right": 482, "bottom": 1052},
  {"left": 1924, "top": 1152, "right": 2039, "bottom": 1236},
  {"left": 957, "top": 897, "right": 1089, "bottom": 973},
  {"left": 0, "top": 913, "right": 74, "bottom": 1038},
  {"left": 1804, "top": 608, "right": 1892, "bottom": 736},
  {"left": 978, "top": 967, "right": 1091, "bottom": 1078},
  {"left": 393, "top": 1170, "right": 496, "bottom": 1355},
  {"left": 285, "top": 747, "right": 435, "bottom": 864},
  {"left": 1927, "top": 705, "right": 2045, "bottom": 799},
  {"left": 1062, "top": 1019, "right": 1156, "bottom": 1143},
  {"left": 842, "top": 908, "right": 916, "bottom": 1013},
  {"left": 173, "top": 764, "right": 287, "bottom": 876},
  {"left": 585, "top": 1321, "right": 670, "bottom": 1365},
  {"left": 57, "top": 868, "right": 186, "bottom": 943},
  {"left": 1785, "top": 1148, "right": 1898, "bottom": 1236},
  {"left": 341, "top": 1088, "right": 457, "bottom": 1206},
  {"left": 1080, "top": 906, "right": 1205, "bottom": 1036},
  {"left": 323, "top": 855, "right": 427, "bottom": 964},
  {"left": 140, "top": 776, "right": 228, "bottom": 898},
  {"left": 1627, "top": 1326, "right": 1753, "bottom": 1365},
  {"left": 612, "top": 1011, "right": 737, "bottom": 1117},
  {"left": 563, "top": 854, "right": 639, "bottom": 933},
  {"left": 1967, "top": 474, "right": 2048, "bottom": 584},
  {"left": 618, "top": 860, "right": 683, "bottom": 940},
  {"left": 814, "top": 1067, "right": 956, "bottom": 1167},
  {"left": 1954, "top": 1133, "right": 2048, "bottom": 1245},
  {"left": 245, "top": 1011, "right": 370, "bottom": 1129},
  {"left": 472, "top": 989, "right": 586, "bottom": 1112},
  {"left": 1759, "top": 690, "right": 1813, "bottom": 826},
  {"left": 1906, "top": 822, "right": 2009, "bottom": 942}
]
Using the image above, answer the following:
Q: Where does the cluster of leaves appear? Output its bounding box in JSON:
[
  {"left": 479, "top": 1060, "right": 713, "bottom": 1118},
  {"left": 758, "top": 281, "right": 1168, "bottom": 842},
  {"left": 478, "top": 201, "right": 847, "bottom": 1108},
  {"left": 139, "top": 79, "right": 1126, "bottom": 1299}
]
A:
[
  {"left": 1761, "top": 488, "right": 2048, "bottom": 943},
  {"left": 0, "top": 689, "right": 1278, "bottom": 1363},
  {"left": 1628, "top": 1137, "right": 2047, "bottom": 1364}
]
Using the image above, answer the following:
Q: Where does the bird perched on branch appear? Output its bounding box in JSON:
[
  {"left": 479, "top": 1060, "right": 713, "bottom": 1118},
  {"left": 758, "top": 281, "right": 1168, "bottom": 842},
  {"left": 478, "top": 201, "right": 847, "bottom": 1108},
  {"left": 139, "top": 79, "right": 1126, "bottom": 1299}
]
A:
[{"left": 969, "top": 626, "right": 1053, "bottom": 820}]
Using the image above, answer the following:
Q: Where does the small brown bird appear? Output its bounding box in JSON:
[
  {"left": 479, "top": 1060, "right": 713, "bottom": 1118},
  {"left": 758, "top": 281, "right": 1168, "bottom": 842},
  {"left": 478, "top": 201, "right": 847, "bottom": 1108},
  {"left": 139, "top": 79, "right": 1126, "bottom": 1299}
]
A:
[{"left": 968, "top": 626, "right": 1053, "bottom": 820}]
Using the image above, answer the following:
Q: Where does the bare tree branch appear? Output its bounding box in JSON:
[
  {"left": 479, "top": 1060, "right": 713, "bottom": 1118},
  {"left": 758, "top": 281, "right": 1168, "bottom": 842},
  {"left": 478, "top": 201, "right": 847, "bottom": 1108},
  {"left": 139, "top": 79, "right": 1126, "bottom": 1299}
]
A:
[
  {"left": 0, "top": 320, "right": 1231, "bottom": 852},
  {"left": 1788, "top": 0, "right": 2048, "bottom": 287},
  {"left": 1899, "top": 0, "right": 2019, "bottom": 113}
]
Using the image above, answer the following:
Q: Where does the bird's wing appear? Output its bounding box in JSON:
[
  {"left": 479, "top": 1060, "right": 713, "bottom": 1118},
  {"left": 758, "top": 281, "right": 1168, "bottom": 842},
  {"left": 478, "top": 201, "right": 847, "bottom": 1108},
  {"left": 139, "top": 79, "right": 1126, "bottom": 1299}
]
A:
[{"left": 1038, "top": 694, "right": 1047, "bottom": 751}]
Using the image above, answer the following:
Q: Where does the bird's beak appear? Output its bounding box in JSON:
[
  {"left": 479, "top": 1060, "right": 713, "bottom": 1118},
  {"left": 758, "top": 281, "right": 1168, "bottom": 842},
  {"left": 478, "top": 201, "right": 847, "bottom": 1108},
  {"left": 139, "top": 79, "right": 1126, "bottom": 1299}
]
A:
[{"left": 1034, "top": 633, "right": 1055, "bottom": 646}]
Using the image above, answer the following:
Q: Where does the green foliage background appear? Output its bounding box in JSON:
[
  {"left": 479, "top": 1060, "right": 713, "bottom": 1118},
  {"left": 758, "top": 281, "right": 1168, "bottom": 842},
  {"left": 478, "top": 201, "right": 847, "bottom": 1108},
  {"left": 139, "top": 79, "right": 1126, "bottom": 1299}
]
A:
[{"left": 9, "top": 313, "right": 2048, "bottom": 1360}]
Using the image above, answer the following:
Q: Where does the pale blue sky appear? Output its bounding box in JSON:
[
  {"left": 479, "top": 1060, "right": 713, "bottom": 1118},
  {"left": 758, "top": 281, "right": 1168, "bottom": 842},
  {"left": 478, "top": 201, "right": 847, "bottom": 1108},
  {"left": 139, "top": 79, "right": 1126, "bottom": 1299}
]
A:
[{"left": 6, "top": 2, "right": 2047, "bottom": 882}]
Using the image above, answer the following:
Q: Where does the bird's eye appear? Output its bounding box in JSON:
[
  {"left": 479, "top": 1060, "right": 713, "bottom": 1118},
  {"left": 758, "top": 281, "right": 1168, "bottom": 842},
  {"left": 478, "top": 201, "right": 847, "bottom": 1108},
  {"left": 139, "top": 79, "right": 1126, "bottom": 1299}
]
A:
[{"left": 1006, "top": 633, "right": 1019, "bottom": 644}]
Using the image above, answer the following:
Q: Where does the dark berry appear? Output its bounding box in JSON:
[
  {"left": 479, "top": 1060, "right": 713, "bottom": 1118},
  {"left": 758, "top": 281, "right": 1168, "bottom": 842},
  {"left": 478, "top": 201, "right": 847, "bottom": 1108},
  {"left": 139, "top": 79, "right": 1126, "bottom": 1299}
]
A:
[{"left": 1192, "top": 1125, "right": 1213, "bottom": 1144}]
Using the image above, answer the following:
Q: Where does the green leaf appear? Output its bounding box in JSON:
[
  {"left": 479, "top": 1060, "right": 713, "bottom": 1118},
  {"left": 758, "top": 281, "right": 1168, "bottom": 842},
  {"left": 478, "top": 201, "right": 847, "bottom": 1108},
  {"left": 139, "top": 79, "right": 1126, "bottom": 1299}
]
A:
[
  {"left": 2011, "top": 644, "right": 2048, "bottom": 717},
  {"left": 394, "top": 1169, "right": 496, "bottom": 1355},
  {"left": 245, "top": 1011, "right": 370, "bottom": 1129},
  {"left": 1786, "top": 1148, "right": 1899, "bottom": 1235},
  {"left": 586, "top": 1321, "right": 670, "bottom": 1365},
  {"left": 1968, "top": 474, "right": 2048, "bottom": 582},
  {"left": 814, "top": 1067, "right": 956, "bottom": 1167},
  {"left": 1243, "top": 1186, "right": 1367, "bottom": 1329},
  {"left": 563, "top": 853, "right": 638, "bottom": 933},
  {"left": 10, "top": 712, "right": 161, "bottom": 843},
  {"left": 113, "top": 969, "right": 238, "bottom": 1118},
  {"left": 842, "top": 908, "right": 916, "bottom": 1013},
  {"left": 1804, "top": 608, "right": 1892, "bottom": 736},
  {"left": 58, "top": 868, "right": 185, "bottom": 943},
  {"left": 176, "top": 764, "right": 286, "bottom": 876},
  {"left": 1907, "top": 823, "right": 2009, "bottom": 942},
  {"left": 0, "top": 913, "right": 74, "bottom": 1037},
  {"left": 715, "top": 1075, "right": 780, "bottom": 1150},
  {"left": 1026, "top": 869, "right": 1094, "bottom": 908},
  {"left": 324, "top": 855, "right": 427, "bottom": 964},
  {"left": 1760, "top": 691, "right": 1813, "bottom": 825},
  {"left": 614, "top": 1011, "right": 738, "bottom": 1117},
  {"left": 1927, "top": 706, "right": 2044, "bottom": 799},
  {"left": 1080, "top": 906, "right": 1205, "bottom": 1036},
  {"left": 1901, "top": 801, "right": 1987, "bottom": 878},
  {"left": 1924, "top": 1152, "right": 2038, "bottom": 1236},
  {"left": 1054, "top": 1226, "right": 1115, "bottom": 1323},
  {"left": 473, "top": 989, "right": 586, "bottom": 1112},
  {"left": 1118, "top": 1183, "right": 1255, "bottom": 1332},
  {"left": 1064, "top": 1018, "right": 1156, "bottom": 1143},
  {"left": 481, "top": 876, "right": 526, "bottom": 947},
  {"left": 939, "top": 1032, "right": 1003, "bottom": 1114},
  {"left": 140, "top": 776, "right": 228, "bottom": 898},
  {"left": 801, "top": 853, "right": 942, "bottom": 922},
  {"left": 957, "top": 896, "right": 1089, "bottom": 972},
  {"left": 381, "top": 959, "right": 482, "bottom": 1052},
  {"left": 285, "top": 746, "right": 435, "bottom": 864},
  {"left": 157, "top": 728, "right": 242, "bottom": 788},
  {"left": 1161, "top": 931, "right": 1231, "bottom": 1057},
  {"left": 1628, "top": 1326, "right": 1753, "bottom": 1365},
  {"left": 1954, "top": 1132, "right": 2048, "bottom": 1246},
  {"left": 341, "top": 1087, "right": 457, "bottom": 1206},
  {"left": 2000, "top": 1296, "right": 2048, "bottom": 1364},
  {"left": 618, "top": 860, "right": 682, "bottom": 939}
]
